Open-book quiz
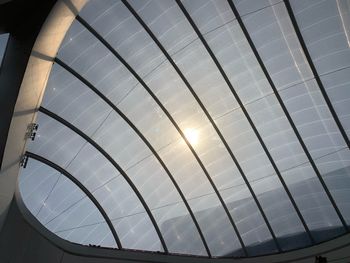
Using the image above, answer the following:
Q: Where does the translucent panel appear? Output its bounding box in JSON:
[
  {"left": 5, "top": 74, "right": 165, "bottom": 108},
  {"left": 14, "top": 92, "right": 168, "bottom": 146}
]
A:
[
  {"left": 114, "top": 212, "right": 163, "bottom": 252},
  {"left": 19, "top": 160, "right": 60, "bottom": 217},
  {"left": 92, "top": 112, "right": 152, "bottom": 169},
  {"left": 247, "top": 95, "right": 307, "bottom": 170},
  {"left": 158, "top": 140, "right": 214, "bottom": 199},
  {"left": 93, "top": 175, "right": 144, "bottom": 220},
  {"left": 81, "top": 1, "right": 166, "bottom": 78},
  {"left": 28, "top": 113, "right": 86, "bottom": 168},
  {"left": 205, "top": 21, "right": 272, "bottom": 105},
  {"left": 251, "top": 176, "right": 308, "bottom": 250},
  {"left": 221, "top": 185, "right": 276, "bottom": 256},
  {"left": 18, "top": 160, "right": 115, "bottom": 247},
  {"left": 128, "top": 0, "right": 197, "bottom": 55},
  {"left": 280, "top": 79, "right": 346, "bottom": 159},
  {"left": 66, "top": 143, "right": 119, "bottom": 191},
  {"left": 316, "top": 149, "right": 350, "bottom": 225},
  {"left": 0, "top": 33, "right": 9, "bottom": 67},
  {"left": 43, "top": 64, "right": 112, "bottom": 137},
  {"left": 241, "top": 2, "right": 313, "bottom": 89},
  {"left": 290, "top": 0, "right": 350, "bottom": 74},
  {"left": 189, "top": 194, "right": 243, "bottom": 257},
  {"left": 56, "top": 222, "right": 116, "bottom": 248},
  {"left": 182, "top": 0, "right": 234, "bottom": 34},
  {"left": 282, "top": 163, "right": 343, "bottom": 242},
  {"left": 215, "top": 108, "right": 275, "bottom": 181},
  {"left": 154, "top": 202, "right": 207, "bottom": 256},
  {"left": 58, "top": 20, "right": 139, "bottom": 106},
  {"left": 321, "top": 67, "right": 350, "bottom": 138},
  {"left": 171, "top": 36, "right": 239, "bottom": 119},
  {"left": 233, "top": 0, "right": 281, "bottom": 17},
  {"left": 126, "top": 155, "right": 182, "bottom": 209},
  {"left": 118, "top": 85, "right": 181, "bottom": 151}
]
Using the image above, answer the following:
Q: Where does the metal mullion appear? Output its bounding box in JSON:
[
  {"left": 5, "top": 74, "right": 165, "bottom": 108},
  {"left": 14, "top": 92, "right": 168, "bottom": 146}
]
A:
[
  {"left": 53, "top": 58, "right": 211, "bottom": 257},
  {"left": 75, "top": 14, "right": 245, "bottom": 257},
  {"left": 228, "top": 0, "right": 348, "bottom": 232},
  {"left": 284, "top": 0, "right": 350, "bottom": 149},
  {"left": 38, "top": 106, "right": 169, "bottom": 253},
  {"left": 178, "top": 0, "right": 316, "bottom": 249},
  {"left": 25, "top": 151, "right": 122, "bottom": 249}
]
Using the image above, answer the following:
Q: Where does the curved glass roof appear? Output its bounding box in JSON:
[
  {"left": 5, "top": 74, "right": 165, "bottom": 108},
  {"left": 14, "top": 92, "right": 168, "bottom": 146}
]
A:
[{"left": 18, "top": 0, "right": 350, "bottom": 258}]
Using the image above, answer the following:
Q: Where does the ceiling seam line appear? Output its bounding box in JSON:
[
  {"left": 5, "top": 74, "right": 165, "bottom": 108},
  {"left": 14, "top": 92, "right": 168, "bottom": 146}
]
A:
[
  {"left": 25, "top": 151, "right": 122, "bottom": 249},
  {"left": 121, "top": 0, "right": 255, "bottom": 256},
  {"left": 177, "top": 0, "right": 285, "bottom": 251},
  {"left": 37, "top": 105, "right": 168, "bottom": 253},
  {"left": 229, "top": 0, "right": 348, "bottom": 233},
  {"left": 75, "top": 13, "right": 245, "bottom": 258},
  {"left": 283, "top": 1, "right": 350, "bottom": 149},
  {"left": 53, "top": 57, "right": 211, "bottom": 258}
]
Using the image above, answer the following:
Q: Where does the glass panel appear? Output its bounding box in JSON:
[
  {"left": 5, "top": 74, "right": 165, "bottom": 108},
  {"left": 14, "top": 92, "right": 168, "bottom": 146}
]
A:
[
  {"left": 128, "top": 0, "right": 197, "bottom": 55},
  {"left": 290, "top": 0, "right": 350, "bottom": 74},
  {"left": 251, "top": 176, "right": 308, "bottom": 250},
  {"left": 18, "top": 159, "right": 115, "bottom": 247},
  {"left": 241, "top": 2, "right": 313, "bottom": 90},
  {"left": 320, "top": 67, "right": 350, "bottom": 138},
  {"left": 221, "top": 185, "right": 277, "bottom": 256},
  {"left": 28, "top": 112, "right": 86, "bottom": 168},
  {"left": 154, "top": 202, "right": 207, "bottom": 256},
  {"left": 246, "top": 95, "right": 308, "bottom": 170},
  {"left": 205, "top": 20, "right": 272, "bottom": 106},
  {"left": 233, "top": 0, "right": 281, "bottom": 17},
  {"left": 81, "top": 1, "right": 165, "bottom": 78},
  {"left": 280, "top": 79, "right": 346, "bottom": 159},
  {"left": 19, "top": 160, "right": 60, "bottom": 217},
  {"left": 113, "top": 212, "right": 163, "bottom": 252},
  {"left": 43, "top": 64, "right": 112, "bottom": 137},
  {"left": 182, "top": 0, "right": 234, "bottom": 34},
  {"left": 316, "top": 148, "right": 350, "bottom": 226},
  {"left": 171, "top": 35, "right": 239, "bottom": 119},
  {"left": 282, "top": 163, "right": 344, "bottom": 243},
  {"left": 58, "top": 20, "right": 139, "bottom": 106},
  {"left": 0, "top": 33, "right": 9, "bottom": 68},
  {"left": 92, "top": 112, "right": 152, "bottom": 169},
  {"left": 215, "top": 108, "right": 275, "bottom": 181},
  {"left": 189, "top": 194, "right": 243, "bottom": 257}
]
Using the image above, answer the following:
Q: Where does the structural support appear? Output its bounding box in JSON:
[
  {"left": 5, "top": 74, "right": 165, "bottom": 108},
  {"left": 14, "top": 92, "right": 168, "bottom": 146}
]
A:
[
  {"left": 177, "top": 0, "right": 319, "bottom": 248},
  {"left": 25, "top": 151, "right": 122, "bottom": 248},
  {"left": 75, "top": 14, "right": 246, "bottom": 256},
  {"left": 53, "top": 58, "right": 211, "bottom": 257},
  {"left": 227, "top": 0, "right": 348, "bottom": 232},
  {"left": 38, "top": 106, "right": 168, "bottom": 253},
  {"left": 284, "top": 0, "right": 350, "bottom": 149}
]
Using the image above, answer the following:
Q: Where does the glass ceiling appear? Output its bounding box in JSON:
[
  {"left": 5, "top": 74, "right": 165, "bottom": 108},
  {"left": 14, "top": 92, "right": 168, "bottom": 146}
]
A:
[{"left": 18, "top": 0, "right": 350, "bottom": 258}]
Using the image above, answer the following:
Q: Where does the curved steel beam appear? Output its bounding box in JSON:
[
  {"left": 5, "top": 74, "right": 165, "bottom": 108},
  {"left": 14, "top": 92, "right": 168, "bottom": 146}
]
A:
[
  {"left": 284, "top": 0, "right": 350, "bottom": 149},
  {"left": 25, "top": 151, "right": 122, "bottom": 248},
  {"left": 75, "top": 14, "right": 246, "bottom": 256},
  {"left": 53, "top": 58, "right": 211, "bottom": 257},
  {"left": 38, "top": 106, "right": 169, "bottom": 253},
  {"left": 177, "top": 0, "right": 317, "bottom": 249},
  {"left": 228, "top": 0, "right": 349, "bottom": 232},
  {"left": 120, "top": 0, "right": 252, "bottom": 255}
]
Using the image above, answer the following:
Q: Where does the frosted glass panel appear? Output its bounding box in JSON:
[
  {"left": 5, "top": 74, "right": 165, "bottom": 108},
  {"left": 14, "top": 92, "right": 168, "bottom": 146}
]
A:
[
  {"left": 18, "top": 159, "right": 116, "bottom": 248},
  {"left": 27, "top": 113, "right": 86, "bottom": 168},
  {"left": 189, "top": 194, "right": 243, "bottom": 257},
  {"left": 320, "top": 67, "right": 350, "bottom": 138},
  {"left": 128, "top": 0, "right": 197, "bottom": 55},
  {"left": 290, "top": 0, "right": 350, "bottom": 74},
  {"left": 0, "top": 33, "right": 9, "bottom": 67},
  {"left": 233, "top": 0, "right": 281, "bottom": 17}
]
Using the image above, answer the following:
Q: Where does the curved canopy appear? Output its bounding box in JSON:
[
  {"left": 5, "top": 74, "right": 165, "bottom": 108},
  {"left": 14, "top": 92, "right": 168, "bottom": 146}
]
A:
[{"left": 19, "top": 0, "right": 350, "bottom": 258}]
